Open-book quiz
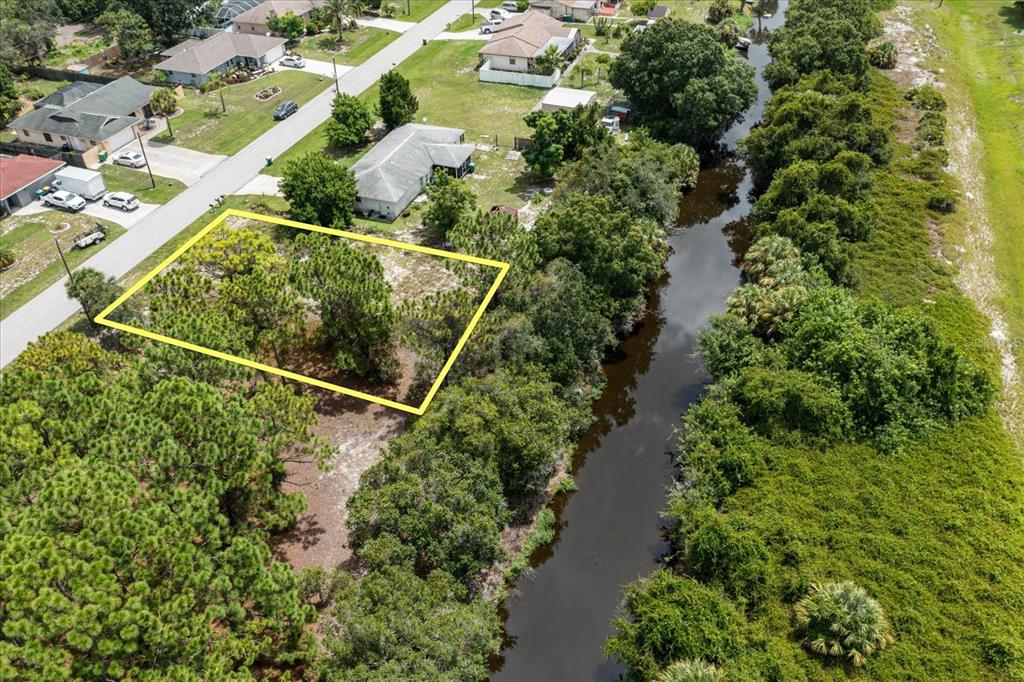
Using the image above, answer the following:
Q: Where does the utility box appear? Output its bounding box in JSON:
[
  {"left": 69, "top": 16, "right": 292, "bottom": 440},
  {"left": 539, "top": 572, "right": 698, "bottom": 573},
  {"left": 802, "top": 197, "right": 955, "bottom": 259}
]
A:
[{"left": 54, "top": 167, "right": 107, "bottom": 201}]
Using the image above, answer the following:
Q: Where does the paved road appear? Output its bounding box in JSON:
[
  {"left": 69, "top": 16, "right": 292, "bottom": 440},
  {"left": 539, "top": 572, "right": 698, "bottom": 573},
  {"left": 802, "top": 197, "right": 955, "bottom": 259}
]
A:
[{"left": 0, "top": 1, "right": 471, "bottom": 368}]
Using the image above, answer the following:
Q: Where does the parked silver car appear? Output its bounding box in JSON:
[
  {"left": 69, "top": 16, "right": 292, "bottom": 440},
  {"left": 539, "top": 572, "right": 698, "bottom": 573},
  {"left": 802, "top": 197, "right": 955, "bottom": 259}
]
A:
[
  {"left": 42, "top": 190, "right": 87, "bottom": 212},
  {"left": 112, "top": 150, "right": 146, "bottom": 168},
  {"left": 103, "top": 191, "right": 140, "bottom": 211},
  {"left": 280, "top": 54, "right": 306, "bottom": 68}
]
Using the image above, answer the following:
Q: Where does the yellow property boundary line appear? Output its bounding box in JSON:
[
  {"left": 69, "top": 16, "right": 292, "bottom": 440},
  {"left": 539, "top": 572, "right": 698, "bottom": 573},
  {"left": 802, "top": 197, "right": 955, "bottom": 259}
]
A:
[{"left": 94, "top": 209, "right": 509, "bottom": 415}]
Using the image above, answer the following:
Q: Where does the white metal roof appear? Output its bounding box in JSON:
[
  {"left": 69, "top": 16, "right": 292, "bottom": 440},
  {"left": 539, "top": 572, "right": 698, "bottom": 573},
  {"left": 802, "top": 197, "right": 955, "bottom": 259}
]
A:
[{"left": 541, "top": 87, "right": 597, "bottom": 110}]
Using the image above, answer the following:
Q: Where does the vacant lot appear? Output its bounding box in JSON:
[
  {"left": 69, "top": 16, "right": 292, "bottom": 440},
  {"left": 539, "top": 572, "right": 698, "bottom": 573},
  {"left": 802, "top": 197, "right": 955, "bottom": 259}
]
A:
[
  {"left": 296, "top": 27, "right": 400, "bottom": 65},
  {"left": 151, "top": 71, "right": 332, "bottom": 155},
  {"left": 1, "top": 211, "right": 122, "bottom": 319},
  {"left": 100, "top": 165, "right": 186, "bottom": 204},
  {"left": 390, "top": 0, "right": 446, "bottom": 22}
]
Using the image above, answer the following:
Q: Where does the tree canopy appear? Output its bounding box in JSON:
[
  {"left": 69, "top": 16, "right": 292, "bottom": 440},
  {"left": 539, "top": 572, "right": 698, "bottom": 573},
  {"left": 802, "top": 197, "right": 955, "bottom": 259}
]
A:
[
  {"left": 378, "top": 70, "right": 418, "bottom": 130},
  {"left": 280, "top": 150, "right": 357, "bottom": 228},
  {"left": 609, "top": 20, "right": 757, "bottom": 149}
]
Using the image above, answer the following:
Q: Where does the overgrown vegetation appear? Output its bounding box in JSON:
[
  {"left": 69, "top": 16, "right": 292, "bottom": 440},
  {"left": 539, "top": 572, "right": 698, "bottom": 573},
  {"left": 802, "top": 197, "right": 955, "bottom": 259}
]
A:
[{"left": 607, "top": 0, "right": 1024, "bottom": 679}]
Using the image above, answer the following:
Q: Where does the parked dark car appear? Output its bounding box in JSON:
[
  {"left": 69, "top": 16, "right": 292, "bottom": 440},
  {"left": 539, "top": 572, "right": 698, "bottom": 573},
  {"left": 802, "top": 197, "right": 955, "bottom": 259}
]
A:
[{"left": 273, "top": 100, "right": 299, "bottom": 120}]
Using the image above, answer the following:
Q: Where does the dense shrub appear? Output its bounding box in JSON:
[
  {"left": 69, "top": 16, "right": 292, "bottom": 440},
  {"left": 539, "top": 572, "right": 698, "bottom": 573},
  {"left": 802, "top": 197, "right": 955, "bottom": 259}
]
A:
[
  {"left": 868, "top": 41, "right": 898, "bottom": 69},
  {"left": 727, "top": 366, "right": 852, "bottom": 442},
  {"left": 686, "top": 510, "right": 775, "bottom": 608},
  {"left": 605, "top": 570, "right": 745, "bottom": 682}
]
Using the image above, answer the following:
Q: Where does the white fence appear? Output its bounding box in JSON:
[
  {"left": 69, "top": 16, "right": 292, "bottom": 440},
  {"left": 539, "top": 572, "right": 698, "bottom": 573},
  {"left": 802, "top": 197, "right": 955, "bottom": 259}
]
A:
[{"left": 479, "top": 60, "right": 560, "bottom": 88}]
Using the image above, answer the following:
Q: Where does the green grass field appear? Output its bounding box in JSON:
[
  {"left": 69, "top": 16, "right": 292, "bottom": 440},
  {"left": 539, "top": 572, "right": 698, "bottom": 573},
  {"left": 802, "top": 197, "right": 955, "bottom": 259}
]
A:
[
  {"left": 152, "top": 71, "right": 332, "bottom": 155},
  {"left": 100, "top": 165, "right": 186, "bottom": 204},
  {"left": 0, "top": 212, "right": 123, "bottom": 320},
  {"left": 389, "top": 0, "right": 447, "bottom": 22},
  {"left": 913, "top": 1, "right": 1024, "bottom": 382},
  {"left": 447, "top": 13, "right": 480, "bottom": 32},
  {"left": 296, "top": 27, "right": 401, "bottom": 65}
]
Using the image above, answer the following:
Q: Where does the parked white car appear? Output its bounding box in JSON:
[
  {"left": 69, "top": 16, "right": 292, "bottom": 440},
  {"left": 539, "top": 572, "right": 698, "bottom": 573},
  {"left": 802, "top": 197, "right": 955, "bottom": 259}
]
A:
[
  {"left": 501, "top": 1, "right": 520, "bottom": 11},
  {"left": 481, "top": 18, "right": 504, "bottom": 33},
  {"left": 279, "top": 54, "right": 305, "bottom": 68},
  {"left": 490, "top": 8, "right": 512, "bottom": 20},
  {"left": 103, "top": 191, "right": 140, "bottom": 211},
  {"left": 42, "top": 190, "right": 86, "bottom": 212},
  {"left": 112, "top": 150, "right": 146, "bottom": 168},
  {"left": 600, "top": 115, "right": 621, "bottom": 133}
]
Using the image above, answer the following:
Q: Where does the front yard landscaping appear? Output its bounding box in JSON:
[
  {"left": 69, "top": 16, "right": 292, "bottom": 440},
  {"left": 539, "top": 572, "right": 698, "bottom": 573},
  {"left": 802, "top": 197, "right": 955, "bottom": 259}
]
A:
[
  {"left": 151, "top": 71, "right": 333, "bottom": 155},
  {"left": 100, "top": 165, "right": 187, "bottom": 204},
  {"left": 297, "top": 27, "right": 401, "bottom": 65},
  {"left": 0, "top": 211, "right": 122, "bottom": 320}
]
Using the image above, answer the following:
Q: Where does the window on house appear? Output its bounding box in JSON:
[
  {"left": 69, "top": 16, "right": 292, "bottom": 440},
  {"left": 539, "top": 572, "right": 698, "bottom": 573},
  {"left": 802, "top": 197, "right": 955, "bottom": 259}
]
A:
[
  {"left": 509, "top": 57, "right": 517, "bottom": 65},
  {"left": 43, "top": 133, "right": 53, "bottom": 142}
]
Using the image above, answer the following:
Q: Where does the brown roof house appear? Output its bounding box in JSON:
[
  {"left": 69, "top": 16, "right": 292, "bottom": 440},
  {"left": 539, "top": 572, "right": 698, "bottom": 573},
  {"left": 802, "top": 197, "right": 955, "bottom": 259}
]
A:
[
  {"left": 156, "top": 31, "right": 288, "bottom": 86},
  {"left": 478, "top": 10, "right": 581, "bottom": 87},
  {"left": 232, "top": 0, "right": 324, "bottom": 35}
]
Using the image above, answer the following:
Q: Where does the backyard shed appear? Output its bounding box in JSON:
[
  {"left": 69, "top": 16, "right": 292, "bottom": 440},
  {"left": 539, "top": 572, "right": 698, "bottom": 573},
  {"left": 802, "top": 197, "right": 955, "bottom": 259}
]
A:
[{"left": 540, "top": 87, "right": 598, "bottom": 112}]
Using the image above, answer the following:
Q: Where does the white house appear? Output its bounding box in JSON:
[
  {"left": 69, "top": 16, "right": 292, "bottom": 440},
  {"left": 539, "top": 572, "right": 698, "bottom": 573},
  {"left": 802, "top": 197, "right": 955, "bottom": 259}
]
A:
[
  {"left": 352, "top": 124, "right": 475, "bottom": 221},
  {"left": 155, "top": 32, "right": 287, "bottom": 86},
  {"left": 478, "top": 10, "right": 581, "bottom": 87}
]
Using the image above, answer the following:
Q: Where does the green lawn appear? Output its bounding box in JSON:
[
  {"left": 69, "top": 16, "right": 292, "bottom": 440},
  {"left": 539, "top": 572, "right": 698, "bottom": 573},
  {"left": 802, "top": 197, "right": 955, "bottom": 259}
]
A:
[
  {"left": 151, "top": 71, "right": 333, "bottom": 155},
  {"left": 100, "top": 165, "right": 186, "bottom": 204},
  {"left": 389, "top": 0, "right": 446, "bottom": 22},
  {"left": 567, "top": 52, "right": 619, "bottom": 102},
  {"left": 296, "top": 27, "right": 401, "bottom": 65},
  {"left": 915, "top": 1, "right": 1024, "bottom": 383},
  {"left": 361, "top": 40, "right": 540, "bottom": 142},
  {"left": 0, "top": 212, "right": 123, "bottom": 320},
  {"left": 43, "top": 32, "right": 110, "bottom": 68},
  {"left": 447, "top": 13, "right": 480, "bottom": 32},
  {"left": 263, "top": 118, "right": 371, "bottom": 175}
]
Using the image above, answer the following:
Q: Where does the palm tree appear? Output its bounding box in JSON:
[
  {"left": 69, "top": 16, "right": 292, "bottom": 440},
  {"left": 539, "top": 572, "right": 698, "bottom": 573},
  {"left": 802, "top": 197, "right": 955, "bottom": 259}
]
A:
[
  {"left": 324, "top": 0, "right": 347, "bottom": 37},
  {"left": 577, "top": 64, "right": 593, "bottom": 87},
  {"left": 795, "top": 582, "right": 894, "bottom": 667},
  {"left": 347, "top": 0, "right": 366, "bottom": 19},
  {"left": 656, "top": 659, "right": 722, "bottom": 682},
  {"left": 149, "top": 88, "right": 177, "bottom": 138},
  {"left": 207, "top": 72, "right": 227, "bottom": 113},
  {"left": 532, "top": 44, "right": 562, "bottom": 76},
  {"left": 594, "top": 53, "right": 611, "bottom": 80}
]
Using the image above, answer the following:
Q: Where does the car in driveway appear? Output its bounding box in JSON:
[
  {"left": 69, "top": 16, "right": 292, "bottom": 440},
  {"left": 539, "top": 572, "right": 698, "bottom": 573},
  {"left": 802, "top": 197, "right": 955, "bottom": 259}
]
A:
[
  {"left": 481, "top": 18, "right": 504, "bottom": 33},
  {"left": 42, "top": 190, "right": 87, "bottom": 212},
  {"left": 103, "top": 191, "right": 140, "bottom": 211},
  {"left": 112, "top": 150, "right": 146, "bottom": 168},
  {"left": 273, "top": 100, "right": 299, "bottom": 120},
  {"left": 279, "top": 54, "right": 305, "bottom": 68},
  {"left": 489, "top": 8, "right": 512, "bottom": 20}
]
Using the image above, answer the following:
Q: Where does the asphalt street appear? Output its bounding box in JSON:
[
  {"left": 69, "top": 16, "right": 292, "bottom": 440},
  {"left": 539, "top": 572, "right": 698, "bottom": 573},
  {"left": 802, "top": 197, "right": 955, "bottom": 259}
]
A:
[{"left": 0, "top": 1, "right": 471, "bottom": 367}]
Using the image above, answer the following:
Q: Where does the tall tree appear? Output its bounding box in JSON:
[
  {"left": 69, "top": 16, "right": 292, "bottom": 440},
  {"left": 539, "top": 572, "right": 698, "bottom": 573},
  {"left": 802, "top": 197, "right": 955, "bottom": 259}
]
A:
[
  {"left": 289, "top": 232, "right": 398, "bottom": 379},
  {"left": 422, "top": 171, "right": 476, "bottom": 240},
  {"left": 325, "top": 92, "right": 374, "bottom": 148},
  {"left": 378, "top": 70, "right": 418, "bottom": 130},
  {"left": 119, "top": 0, "right": 202, "bottom": 43},
  {"left": 280, "top": 151, "right": 357, "bottom": 228},
  {"left": 0, "top": 63, "right": 21, "bottom": 126},
  {"left": 609, "top": 20, "right": 757, "bottom": 149},
  {"left": 323, "top": 0, "right": 348, "bottom": 36},
  {"left": 97, "top": 8, "right": 153, "bottom": 62},
  {"left": 0, "top": 0, "right": 62, "bottom": 63},
  {"left": 149, "top": 87, "right": 178, "bottom": 138}
]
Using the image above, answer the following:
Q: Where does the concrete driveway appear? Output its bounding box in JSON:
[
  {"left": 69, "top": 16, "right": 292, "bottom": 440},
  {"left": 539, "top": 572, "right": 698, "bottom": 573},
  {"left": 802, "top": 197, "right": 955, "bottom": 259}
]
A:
[
  {"left": 111, "top": 140, "right": 225, "bottom": 186},
  {"left": 11, "top": 198, "right": 159, "bottom": 230},
  {"left": 291, "top": 58, "right": 354, "bottom": 80}
]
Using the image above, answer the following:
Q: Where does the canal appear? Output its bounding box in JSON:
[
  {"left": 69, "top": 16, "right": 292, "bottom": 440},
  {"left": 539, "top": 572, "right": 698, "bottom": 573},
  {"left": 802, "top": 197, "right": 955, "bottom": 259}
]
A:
[{"left": 491, "top": 5, "right": 788, "bottom": 680}]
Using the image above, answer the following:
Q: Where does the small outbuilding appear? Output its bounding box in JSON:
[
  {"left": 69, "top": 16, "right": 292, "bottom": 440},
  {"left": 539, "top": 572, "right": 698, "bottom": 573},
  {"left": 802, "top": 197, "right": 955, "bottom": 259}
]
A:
[
  {"left": 540, "top": 86, "right": 598, "bottom": 112},
  {"left": 647, "top": 5, "right": 670, "bottom": 21},
  {"left": 0, "top": 155, "right": 67, "bottom": 214}
]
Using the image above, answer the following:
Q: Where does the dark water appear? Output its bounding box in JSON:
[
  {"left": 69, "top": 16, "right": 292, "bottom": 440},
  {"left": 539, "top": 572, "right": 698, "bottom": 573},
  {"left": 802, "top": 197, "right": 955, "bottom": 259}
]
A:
[{"left": 491, "top": 6, "right": 788, "bottom": 681}]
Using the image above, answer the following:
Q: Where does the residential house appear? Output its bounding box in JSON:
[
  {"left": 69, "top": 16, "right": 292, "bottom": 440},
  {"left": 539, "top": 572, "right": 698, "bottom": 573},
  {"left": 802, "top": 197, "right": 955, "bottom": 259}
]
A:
[
  {"left": 216, "top": 0, "right": 264, "bottom": 27},
  {"left": 232, "top": 0, "right": 324, "bottom": 35},
  {"left": 7, "top": 77, "right": 156, "bottom": 161},
  {"left": 478, "top": 10, "right": 581, "bottom": 86},
  {"left": 351, "top": 124, "right": 475, "bottom": 221},
  {"left": 530, "top": 0, "right": 596, "bottom": 22},
  {"left": 0, "top": 155, "right": 67, "bottom": 214},
  {"left": 155, "top": 32, "right": 288, "bottom": 86}
]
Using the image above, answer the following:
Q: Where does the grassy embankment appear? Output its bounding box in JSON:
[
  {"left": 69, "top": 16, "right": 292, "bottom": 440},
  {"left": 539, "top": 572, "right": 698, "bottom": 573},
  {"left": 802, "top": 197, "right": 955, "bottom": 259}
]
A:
[
  {"left": 912, "top": 0, "right": 1024, "bottom": 392},
  {"left": 713, "top": 71, "right": 1024, "bottom": 679}
]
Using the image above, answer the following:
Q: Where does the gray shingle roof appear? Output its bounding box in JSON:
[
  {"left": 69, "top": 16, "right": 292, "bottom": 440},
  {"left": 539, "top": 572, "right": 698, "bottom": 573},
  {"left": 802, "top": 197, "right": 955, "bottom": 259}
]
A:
[
  {"left": 352, "top": 124, "right": 471, "bottom": 203},
  {"left": 155, "top": 32, "right": 287, "bottom": 75},
  {"left": 10, "top": 76, "right": 156, "bottom": 142}
]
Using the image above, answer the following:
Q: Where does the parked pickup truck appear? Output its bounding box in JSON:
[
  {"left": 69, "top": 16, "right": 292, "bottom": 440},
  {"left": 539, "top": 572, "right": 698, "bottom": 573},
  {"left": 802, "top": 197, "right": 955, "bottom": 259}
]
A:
[
  {"left": 480, "top": 18, "right": 504, "bottom": 33},
  {"left": 72, "top": 226, "right": 106, "bottom": 249}
]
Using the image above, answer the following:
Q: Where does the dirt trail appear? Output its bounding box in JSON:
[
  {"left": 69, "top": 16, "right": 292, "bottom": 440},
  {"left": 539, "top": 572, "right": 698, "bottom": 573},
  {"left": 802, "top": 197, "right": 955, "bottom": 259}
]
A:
[{"left": 887, "top": 3, "right": 1023, "bottom": 446}]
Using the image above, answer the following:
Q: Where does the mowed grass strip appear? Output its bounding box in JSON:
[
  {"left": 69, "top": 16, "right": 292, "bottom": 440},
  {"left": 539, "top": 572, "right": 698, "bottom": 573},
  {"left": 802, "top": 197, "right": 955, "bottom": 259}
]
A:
[
  {"left": 1, "top": 212, "right": 123, "bottom": 319},
  {"left": 916, "top": 0, "right": 1024, "bottom": 372},
  {"left": 296, "top": 27, "right": 401, "bottom": 65},
  {"left": 152, "top": 71, "right": 333, "bottom": 155},
  {"left": 100, "top": 165, "right": 187, "bottom": 204}
]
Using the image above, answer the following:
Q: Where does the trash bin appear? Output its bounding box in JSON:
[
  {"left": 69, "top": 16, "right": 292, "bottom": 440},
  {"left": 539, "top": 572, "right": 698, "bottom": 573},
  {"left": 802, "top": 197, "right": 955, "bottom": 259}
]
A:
[
  {"left": 98, "top": 151, "right": 108, "bottom": 162},
  {"left": 266, "top": 157, "right": 273, "bottom": 166}
]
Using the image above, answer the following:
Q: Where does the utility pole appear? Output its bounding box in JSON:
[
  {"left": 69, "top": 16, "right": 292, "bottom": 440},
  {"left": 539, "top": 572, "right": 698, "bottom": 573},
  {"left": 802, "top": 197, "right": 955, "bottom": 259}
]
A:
[
  {"left": 134, "top": 124, "right": 156, "bottom": 189},
  {"left": 54, "top": 238, "right": 91, "bottom": 322},
  {"left": 332, "top": 56, "right": 339, "bottom": 94}
]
